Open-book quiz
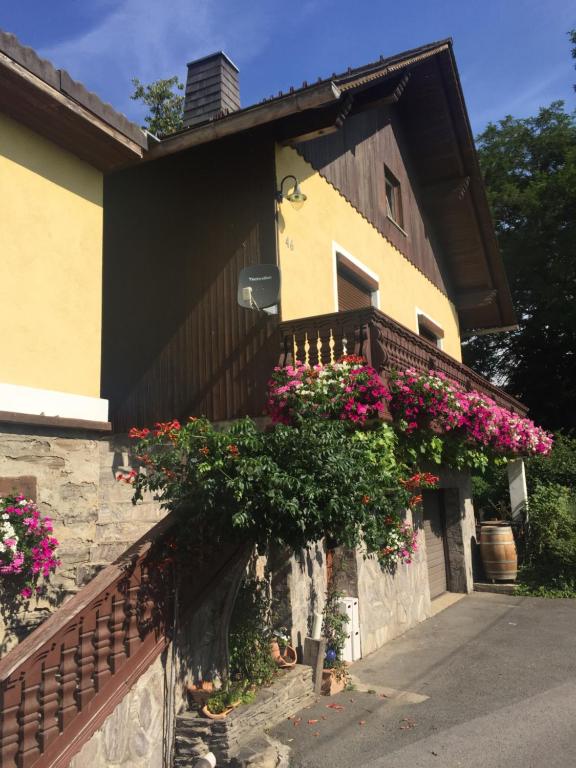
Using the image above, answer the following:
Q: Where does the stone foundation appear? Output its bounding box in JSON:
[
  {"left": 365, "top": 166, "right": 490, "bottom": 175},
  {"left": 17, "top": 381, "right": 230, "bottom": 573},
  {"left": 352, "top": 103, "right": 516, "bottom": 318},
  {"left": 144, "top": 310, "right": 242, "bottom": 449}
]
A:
[
  {"left": 69, "top": 649, "right": 174, "bottom": 768},
  {"left": 355, "top": 512, "right": 432, "bottom": 656},
  {"left": 174, "top": 666, "right": 315, "bottom": 766}
]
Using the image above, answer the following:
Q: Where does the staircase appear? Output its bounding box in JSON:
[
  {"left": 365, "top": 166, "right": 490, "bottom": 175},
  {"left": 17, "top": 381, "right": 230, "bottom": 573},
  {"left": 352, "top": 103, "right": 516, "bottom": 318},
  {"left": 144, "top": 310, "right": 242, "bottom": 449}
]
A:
[
  {"left": 0, "top": 514, "right": 177, "bottom": 768},
  {"left": 0, "top": 509, "right": 251, "bottom": 768}
]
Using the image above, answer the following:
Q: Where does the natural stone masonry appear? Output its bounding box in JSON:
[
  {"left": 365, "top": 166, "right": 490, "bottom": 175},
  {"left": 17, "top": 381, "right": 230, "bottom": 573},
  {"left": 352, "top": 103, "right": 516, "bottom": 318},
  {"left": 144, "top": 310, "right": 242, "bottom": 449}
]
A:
[
  {"left": 355, "top": 507, "right": 431, "bottom": 656},
  {"left": 174, "top": 666, "right": 315, "bottom": 766},
  {"left": 69, "top": 650, "right": 173, "bottom": 768},
  {"left": 268, "top": 544, "right": 327, "bottom": 661},
  {"left": 0, "top": 426, "right": 165, "bottom": 654},
  {"left": 436, "top": 468, "right": 475, "bottom": 594}
]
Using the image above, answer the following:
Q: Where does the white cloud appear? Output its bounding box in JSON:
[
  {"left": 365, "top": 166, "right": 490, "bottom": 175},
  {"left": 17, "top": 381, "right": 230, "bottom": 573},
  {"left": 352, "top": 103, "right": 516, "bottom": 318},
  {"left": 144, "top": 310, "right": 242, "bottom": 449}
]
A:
[{"left": 40, "top": 0, "right": 276, "bottom": 118}]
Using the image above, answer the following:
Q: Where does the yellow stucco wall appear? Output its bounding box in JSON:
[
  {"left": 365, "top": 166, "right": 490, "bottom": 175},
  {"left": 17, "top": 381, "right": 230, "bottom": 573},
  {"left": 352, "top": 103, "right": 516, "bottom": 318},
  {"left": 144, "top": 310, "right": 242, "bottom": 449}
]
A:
[
  {"left": 0, "top": 112, "right": 104, "bottom": 397},
  {"left": 276, "top": 146, "right": 462, "bottom": 361}
]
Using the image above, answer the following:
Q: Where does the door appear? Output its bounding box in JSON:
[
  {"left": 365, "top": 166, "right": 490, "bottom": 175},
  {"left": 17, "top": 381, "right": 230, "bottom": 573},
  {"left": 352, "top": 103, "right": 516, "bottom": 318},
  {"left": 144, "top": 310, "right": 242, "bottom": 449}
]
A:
[
  {"left": 423, "top": 490, "right": 449, "bottom": 599},
  {"left": 337, "top": 264, "right": 373, "bottom": 311}
]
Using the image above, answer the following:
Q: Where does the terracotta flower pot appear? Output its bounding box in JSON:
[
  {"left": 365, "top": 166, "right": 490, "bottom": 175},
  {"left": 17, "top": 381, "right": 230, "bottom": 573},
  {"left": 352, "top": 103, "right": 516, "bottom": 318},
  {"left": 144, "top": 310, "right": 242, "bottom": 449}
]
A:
[
  {"left": 270, "top": 640, "right": 282, "bottom": 661},
  {"left": 321, "top": 668, "right": 346, "bottom": 696},
  {"left": 276, "top": 644, "right": 297, "bottom": 669},
  {"left": 187, "top": 681, "right": 214, "bottom": 706},
  {"left": 201, "top": 704, "right": 234, "bottom": 720}
]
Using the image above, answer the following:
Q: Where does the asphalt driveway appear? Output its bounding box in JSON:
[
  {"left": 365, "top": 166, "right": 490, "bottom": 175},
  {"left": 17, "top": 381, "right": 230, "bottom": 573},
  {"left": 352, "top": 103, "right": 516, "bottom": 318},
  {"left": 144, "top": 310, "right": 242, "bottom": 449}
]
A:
[{"left": 271, "top": 593, "right": 576, "bottom": 768}]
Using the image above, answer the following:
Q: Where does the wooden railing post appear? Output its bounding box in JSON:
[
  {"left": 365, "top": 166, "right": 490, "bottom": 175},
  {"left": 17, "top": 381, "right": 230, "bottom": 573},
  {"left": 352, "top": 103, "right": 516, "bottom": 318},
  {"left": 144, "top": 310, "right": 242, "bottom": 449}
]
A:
[
  {"left": 59, "top": 626, "right": 79, "bottom": 731},
  {"left": 0, "top": 676, "right": 23, "bottom": 768},
  {"left": 93, "top": 594, "right": 113, "bottom": 692},
  {"left": 109, "top": 594, "right": 128, "bottom": 675},
  {"left": 38, "top": 644, "right": 60, "bottom": 753},
  {"left": 18, "top": 663, "right": 42, "bottom": 767}
]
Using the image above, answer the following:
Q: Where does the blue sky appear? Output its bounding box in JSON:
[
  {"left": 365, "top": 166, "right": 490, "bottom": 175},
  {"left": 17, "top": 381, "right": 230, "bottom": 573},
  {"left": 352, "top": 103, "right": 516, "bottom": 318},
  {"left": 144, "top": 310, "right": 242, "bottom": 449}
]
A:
[{"left": 1, "top": 0, "right": 574, "bottom": 135}]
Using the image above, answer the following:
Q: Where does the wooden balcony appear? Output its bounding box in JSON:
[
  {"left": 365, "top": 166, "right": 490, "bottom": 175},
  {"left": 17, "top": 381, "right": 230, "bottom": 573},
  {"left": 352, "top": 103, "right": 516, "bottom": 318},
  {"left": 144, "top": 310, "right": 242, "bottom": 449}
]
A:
[{"left": 278, "top": 307, "right": 527, "bottom": 416}]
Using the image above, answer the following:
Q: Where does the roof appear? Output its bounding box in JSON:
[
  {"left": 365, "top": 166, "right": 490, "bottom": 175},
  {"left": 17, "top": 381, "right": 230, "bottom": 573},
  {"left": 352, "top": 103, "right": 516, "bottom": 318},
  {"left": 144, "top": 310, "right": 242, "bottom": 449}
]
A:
[
  {"left": 147, "top": 39, "right": 515, "bottom": 332},
  {"left": 150, "top": 39, "right": 451, "bottom": 156},
  {"left": 0, "top": 30, "right": 148, "bottom": 171}
]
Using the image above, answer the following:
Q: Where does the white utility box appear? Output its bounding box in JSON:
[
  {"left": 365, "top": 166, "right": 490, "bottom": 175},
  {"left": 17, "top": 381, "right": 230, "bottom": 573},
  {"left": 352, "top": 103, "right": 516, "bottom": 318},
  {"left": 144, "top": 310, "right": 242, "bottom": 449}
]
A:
[{"left": 339, "top": 596, "right": 361, "bottom": 662}]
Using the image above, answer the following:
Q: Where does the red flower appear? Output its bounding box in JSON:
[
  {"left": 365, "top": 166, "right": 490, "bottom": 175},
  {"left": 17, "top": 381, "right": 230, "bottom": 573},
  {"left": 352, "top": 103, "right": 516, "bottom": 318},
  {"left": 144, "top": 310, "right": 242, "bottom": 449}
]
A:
[
  {"left": 129, "top": 427, "right": 150, "bottom": 440},
  {"left": 228, "top": 444, "right": 240, "bottom": 457},
  {"left": 199, "top": 446, "right": 209, "bottom": 456}
]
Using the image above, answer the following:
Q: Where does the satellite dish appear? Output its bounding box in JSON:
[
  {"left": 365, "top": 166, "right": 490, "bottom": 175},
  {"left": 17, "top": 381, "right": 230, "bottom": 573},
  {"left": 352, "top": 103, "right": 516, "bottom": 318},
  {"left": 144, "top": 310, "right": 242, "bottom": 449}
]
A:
[{"left": 238, "top": 265, "right": 281, "bottom": 310}]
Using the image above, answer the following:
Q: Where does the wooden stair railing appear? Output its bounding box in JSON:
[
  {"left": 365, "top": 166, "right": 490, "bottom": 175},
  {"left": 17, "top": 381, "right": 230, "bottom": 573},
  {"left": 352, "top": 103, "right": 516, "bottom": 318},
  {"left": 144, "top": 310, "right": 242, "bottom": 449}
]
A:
[
  {"left": 0, "top": 515, "right": 179, "bottom": 768},
  {"left": 0, "top": 510, "right": 248, "bottom": 768},
  {"left": 0, "top": 515, "right": 249, "bottom": 768}
]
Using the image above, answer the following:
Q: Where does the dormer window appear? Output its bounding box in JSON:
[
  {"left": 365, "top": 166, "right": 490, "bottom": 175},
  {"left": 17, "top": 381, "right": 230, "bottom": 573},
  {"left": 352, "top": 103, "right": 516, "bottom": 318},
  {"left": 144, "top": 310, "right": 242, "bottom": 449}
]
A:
[
  {"left": 417, "top": 312, "right": 444, "bottom": 349},
  {"left": 384, "top": 165, "right": 403, "bottom": 229}
]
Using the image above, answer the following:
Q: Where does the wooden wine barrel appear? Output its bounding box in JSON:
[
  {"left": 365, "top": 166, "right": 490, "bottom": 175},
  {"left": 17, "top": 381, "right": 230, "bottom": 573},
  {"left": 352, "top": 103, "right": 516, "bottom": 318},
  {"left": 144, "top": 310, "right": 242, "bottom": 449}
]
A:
[{"left": 480, "top": 524, "right": 518, "bottom": 582}]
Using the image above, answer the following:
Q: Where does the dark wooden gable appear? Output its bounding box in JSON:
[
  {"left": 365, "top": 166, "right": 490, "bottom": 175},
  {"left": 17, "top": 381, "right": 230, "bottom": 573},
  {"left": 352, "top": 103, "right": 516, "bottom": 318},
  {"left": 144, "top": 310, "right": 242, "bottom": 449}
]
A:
[{"left": 298, "top": 101, "right": 451, "bottom": 297}]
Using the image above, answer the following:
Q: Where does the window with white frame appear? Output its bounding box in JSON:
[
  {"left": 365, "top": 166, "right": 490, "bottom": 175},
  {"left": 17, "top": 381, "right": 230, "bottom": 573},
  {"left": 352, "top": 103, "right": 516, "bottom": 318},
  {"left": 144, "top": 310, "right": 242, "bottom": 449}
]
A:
[{"left": 417, "top": 312, "right": 444, "bottom": 349}]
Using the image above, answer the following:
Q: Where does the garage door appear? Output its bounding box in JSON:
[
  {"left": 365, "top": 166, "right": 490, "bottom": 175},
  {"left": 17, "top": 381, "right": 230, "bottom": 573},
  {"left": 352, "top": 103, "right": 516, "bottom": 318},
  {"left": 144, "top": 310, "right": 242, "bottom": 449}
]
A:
[{"left": 423, "top": 490, "right": 449, "bottom": 599}]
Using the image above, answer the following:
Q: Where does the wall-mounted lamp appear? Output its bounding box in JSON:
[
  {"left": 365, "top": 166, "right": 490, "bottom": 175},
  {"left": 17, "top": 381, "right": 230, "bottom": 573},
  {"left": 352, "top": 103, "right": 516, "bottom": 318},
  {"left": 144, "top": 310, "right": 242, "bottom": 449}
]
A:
[{"left": 276, "top": 175, "right": 307, "bottom": 203}]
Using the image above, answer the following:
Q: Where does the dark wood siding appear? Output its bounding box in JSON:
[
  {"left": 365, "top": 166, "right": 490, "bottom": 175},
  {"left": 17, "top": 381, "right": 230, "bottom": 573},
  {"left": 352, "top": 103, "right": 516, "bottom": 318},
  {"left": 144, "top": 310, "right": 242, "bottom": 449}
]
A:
[
  {"left": 423, "top": 490, "right": 449, "bottom": 599},
  {"left": 337, "top": 266, "right": 373, "bottom": 312},
  {"left": 102, "top": 132, "right": 278, "bottom": 430},
  {"left": 298, "top": 105, "right": 450, "bottom": 295}
]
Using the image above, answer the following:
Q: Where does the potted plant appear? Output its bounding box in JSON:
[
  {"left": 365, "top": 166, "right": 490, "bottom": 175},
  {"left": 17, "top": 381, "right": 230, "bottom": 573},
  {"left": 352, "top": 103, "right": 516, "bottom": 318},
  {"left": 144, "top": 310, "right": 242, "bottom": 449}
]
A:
[
  {"left": 201, "top": 682, "right": 246, "bottom": 720},
  {"left": 321, "top": 590, "right": 350, "bottom": 696},
  {"left": 271, "top": 627, "right": 297, "bottom": 669},
  {"left": 186, "top": 679, "right": 214, "bottom": 707}
]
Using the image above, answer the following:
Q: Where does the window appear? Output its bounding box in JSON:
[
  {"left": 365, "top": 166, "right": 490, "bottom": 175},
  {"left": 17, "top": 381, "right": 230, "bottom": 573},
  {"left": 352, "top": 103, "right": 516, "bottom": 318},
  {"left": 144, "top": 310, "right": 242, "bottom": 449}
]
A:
[
  {"left": 333, "top": 246, "right": 379, "bottom": 313},
  {"left": 384, "top": 165, "right": 404, "bottom": 229},
  {"left": 417, "top": 312, "right": 444, "bottom": 349},
  {"left": 337, "top": 264, "right": 373, "bottom": 312}
]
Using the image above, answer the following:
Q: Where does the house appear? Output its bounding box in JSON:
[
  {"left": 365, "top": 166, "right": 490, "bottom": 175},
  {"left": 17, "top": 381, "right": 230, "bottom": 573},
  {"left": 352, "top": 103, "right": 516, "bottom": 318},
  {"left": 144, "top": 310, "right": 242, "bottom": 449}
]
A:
[
  {"left": 0, "top": 33, "right": 529, "bottom": 768},
  {"left": 102, "top": 40, "right": 524, "bottom": 651},
  {"left": 0, "top": 31, "right": 160, "bottom": 648}
]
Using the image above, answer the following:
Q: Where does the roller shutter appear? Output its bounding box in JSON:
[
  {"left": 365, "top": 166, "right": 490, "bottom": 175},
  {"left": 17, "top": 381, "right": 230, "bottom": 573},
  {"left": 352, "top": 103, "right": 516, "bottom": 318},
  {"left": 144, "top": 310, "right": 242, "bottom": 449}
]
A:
[
  {"left": 337, "top": 265, "right": 373, "bottom": 312},
  {"left": 423, "top": 490, "right": 449, "bottom": 599}
]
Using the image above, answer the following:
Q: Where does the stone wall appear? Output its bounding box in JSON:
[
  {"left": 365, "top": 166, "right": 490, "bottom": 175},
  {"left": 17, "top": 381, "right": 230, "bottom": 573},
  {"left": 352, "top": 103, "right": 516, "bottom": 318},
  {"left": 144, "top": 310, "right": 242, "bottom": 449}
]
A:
[
  {"left": 69, "top": 649, "right": 175, "bottom": 768},
  {"left": 0, "top": 425, "right": 165, "bottom": 654},
  {"left": 268, "top": 544, "right": 327, "bottom": 660},
  {"left": 333, "top": 468, "right": 476, "bottom": 658},
  {"left": 436, "top": 468, "right": 475, "bottom": 593},
  {"left": 174, "top": 666, "right": 314, "bottom": 766},
  {"left": 355, "top": 508, "right": 431, "bottom": 656}
]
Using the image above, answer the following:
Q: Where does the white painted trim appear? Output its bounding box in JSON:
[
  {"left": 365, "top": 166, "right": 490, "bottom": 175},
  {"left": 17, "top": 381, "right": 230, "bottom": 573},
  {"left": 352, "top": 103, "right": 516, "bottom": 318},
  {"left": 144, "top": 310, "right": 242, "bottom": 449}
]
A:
[
  {"left": 415, "top": 307, "right": 444, "bottom": 350},
  {"left": 0, "top": 382, "right": 109, "bottom": 422},
  {"left": 332, "top": 241, "right": 380, "bottom": 312}
]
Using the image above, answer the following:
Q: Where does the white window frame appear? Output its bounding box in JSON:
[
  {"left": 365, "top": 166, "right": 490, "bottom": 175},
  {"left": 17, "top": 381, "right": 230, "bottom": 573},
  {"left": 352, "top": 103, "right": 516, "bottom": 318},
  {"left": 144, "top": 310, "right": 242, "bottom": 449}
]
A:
[
  {"left": 415, "top": 307, "right": 444, "bottom": 350},
  {"left": 332, "top": 242, "right": 380, "bottom": 313}
]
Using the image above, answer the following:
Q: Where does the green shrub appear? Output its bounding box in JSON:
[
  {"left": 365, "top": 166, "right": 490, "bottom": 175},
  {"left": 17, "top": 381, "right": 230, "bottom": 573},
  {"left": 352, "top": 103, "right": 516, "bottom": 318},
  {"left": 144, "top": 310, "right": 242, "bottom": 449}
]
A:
[
  {"left": 520, "top": 482, "right": 576, "bottom": 594},
  {"left": 525, "top": 434, "right": 576, "bottom": 491},
  {"left": 229, "top": 578, "right": 277, "bottom": 688}
]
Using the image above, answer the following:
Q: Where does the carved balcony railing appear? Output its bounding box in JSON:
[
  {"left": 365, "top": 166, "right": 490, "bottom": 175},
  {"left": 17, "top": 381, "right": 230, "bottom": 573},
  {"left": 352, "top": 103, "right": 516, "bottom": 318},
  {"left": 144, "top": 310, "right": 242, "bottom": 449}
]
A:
[{"left": 278, "top": 307, "right": 527, "bottom": 416}]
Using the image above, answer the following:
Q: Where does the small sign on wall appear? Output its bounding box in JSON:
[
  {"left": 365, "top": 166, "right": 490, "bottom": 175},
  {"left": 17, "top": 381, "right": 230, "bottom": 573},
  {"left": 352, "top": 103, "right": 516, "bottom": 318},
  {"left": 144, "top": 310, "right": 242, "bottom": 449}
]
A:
[{"left": 0, "top": 476, "right": 37, "bottom": 501}]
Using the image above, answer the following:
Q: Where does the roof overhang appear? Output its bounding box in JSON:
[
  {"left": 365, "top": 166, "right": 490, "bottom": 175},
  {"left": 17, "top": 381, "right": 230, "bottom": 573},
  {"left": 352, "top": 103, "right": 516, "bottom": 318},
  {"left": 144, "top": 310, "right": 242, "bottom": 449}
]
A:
[{"left": 0, "top": 31, "right": 148, "bottom": 172}]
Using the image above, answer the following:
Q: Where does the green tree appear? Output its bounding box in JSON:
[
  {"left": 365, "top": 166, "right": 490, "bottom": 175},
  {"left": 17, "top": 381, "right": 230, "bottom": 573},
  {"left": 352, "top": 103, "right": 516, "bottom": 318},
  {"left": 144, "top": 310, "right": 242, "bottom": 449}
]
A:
[
  {"left": 131, "top": 76, "right": 184, "bottom": 137},
  {"left": 462, "top": 98, "right": 576, "bottom": 431}
]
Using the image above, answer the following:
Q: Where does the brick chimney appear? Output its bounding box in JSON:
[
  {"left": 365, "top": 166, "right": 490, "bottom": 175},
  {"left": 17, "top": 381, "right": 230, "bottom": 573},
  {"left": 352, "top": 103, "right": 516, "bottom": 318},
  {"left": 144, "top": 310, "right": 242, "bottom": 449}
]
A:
[{"left": 183, "top": 52, "right": 240, "bottom": 128}]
